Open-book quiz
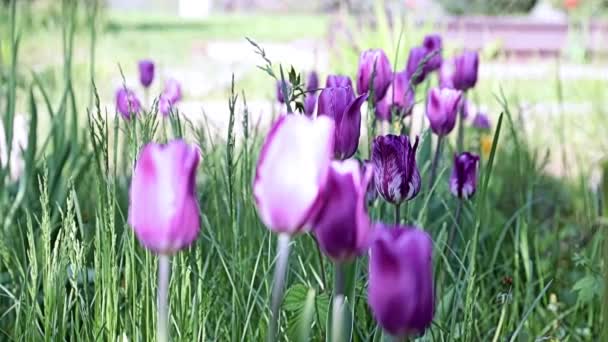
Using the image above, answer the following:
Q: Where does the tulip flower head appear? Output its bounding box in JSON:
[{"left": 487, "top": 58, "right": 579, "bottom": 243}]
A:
[
  {"left": 472, "top": 112, "right": 491, "bottom": 130},
  {"left": 276, "top": 79, "right": 290, "bottom": 104},
  {"left": 138, "top": 59, "right": 155, "bottom": 88},
  {"left": 311, "top": 160, "right": 373, "bottom": 262},
  {"left": 450, "top": 152, "right": 480, "bottom": 199},
  {"left": 405, "top": 46, "right": 428, "bottom": 85},
  {"left": 163, "top": 78, "right": 182, "bottom": 103},
  {"left": 317, "top": 85, "right": 368, "bottom": 159},
  {"left": 128, "top": 140, "right": 201, "bottom": 254},
  {"left": 375, "top": 71, "right": 415, "bottom": 122},
  {"left": 426, "top": 87, "right": 462, "bottom": 136},
  {"left": 368, "top": 225, "right": 434, "bottom": 337},
  {"left": 422, "top": 34, "right": 443, "bottom": 73},
  {"left": 438, "top": 58, "right": 455, "bottom": 89},
  {"left": 372, "top": 135, "right": 421, "bottom": 204},
  {"left": 326, "top": 74, "right": 353, "bottom": 88},
  {"left": 304, "top": 71, "right": 320, "bottom": 116},
  {"left": 253, "top": 115, "right": 334, "bottom": 234},
  {"left": 306, "top": 71, "right": 319, "bottom": 91},
  {"left": 116, "top": 87, "right": 141, "bottom": 120},
  {"left": 453, "top": 51, "right": 479, "bottom": 91},
  {"left": 356, "top": 49, "right": 392, "bottom": 101}
]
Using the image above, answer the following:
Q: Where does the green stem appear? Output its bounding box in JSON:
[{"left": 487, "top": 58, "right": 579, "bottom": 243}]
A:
[
  {"left": 448, "top": 200, "right": 463, "bottom": 250},
  {"left": 157, "top": 254, "right": 170, "bottom": 342},
  {"left": 394, "top": 203, "right": 401, "bottom": 225},
  {"left": 313, "top": 235, "right": 328, "bottom": 291},
  {"left": 429, "top": 135, "right": 444, "bottom": 189},
  {"left": 333, "top": 262, "right": 345, "bottom": 297},
  {"left": 268, "top": 234, "right": 291, "bottom": 342}
]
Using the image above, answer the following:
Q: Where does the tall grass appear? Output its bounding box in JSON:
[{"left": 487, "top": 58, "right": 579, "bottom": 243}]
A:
[{"left": 0, "top": 1, "right": 604, "bottom": 341}]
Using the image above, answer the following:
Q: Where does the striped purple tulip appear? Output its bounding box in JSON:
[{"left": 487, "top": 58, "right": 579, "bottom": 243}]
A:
[
  {"left": 311, "top": 160, "right": 373, "bottom": 262},
  {"left": 368, "top": 225, "right": 434, "bottom": 337},
  {"left": 138, "top": 59, "right": 155, "bottom": 88},
  {"left": 453, "top": 51, "right": 479, "bottom": 91},
  {"left": 426, "top": 87, "right": 462, "bottom": 136},
  {"left": 450, "top": 152, "right": 480, "bottom": 199},
  {"left": 371, "top": 135, "right": 421, "bottom": 204},
  {"left": 317, "top": 85, "right": 368, "bottom": 159},
  {"left": 356, "top": 49, "right": 392, "bottom": 101},
  {"left": 128, "top": 140, "right": 201, "bottom": 254},
  {"left": 116, "top": 88, "right": 141, "bottom": 120},
  {"left": 253, "top": 115, "right": 334, "bottom": 234}
]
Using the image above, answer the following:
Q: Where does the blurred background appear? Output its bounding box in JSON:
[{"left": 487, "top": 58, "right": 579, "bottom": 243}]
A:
[{"left": 1, "top": 0, "right": 607, "bottom": 177}]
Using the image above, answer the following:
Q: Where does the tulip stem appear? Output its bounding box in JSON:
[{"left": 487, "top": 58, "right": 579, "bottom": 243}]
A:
[
  {"left": 157, "top": 254, "right": 170, "bottom": 342},
  {"left": 429, "top": 135, "right": 444, "bottom": 189},
  {"left": 448, "top": 200, "right": 463, "bottom": 251},
  {"left": 394, "top": 203, "right": 401, "bottom": 224},
  {"left": 332, "top": 262, "right": 346, "bottom": 342},
  {"left": 312, "top": 234, "right": 328, "bottom": 291},
  {"left": 268, "top": 234, "right": 291, "bottom": 342},
  {"left": 457, "top": 92, "right": 467, "bottom": 153},
  {"left": 333, "top": 262, "right": 345, "bottom": 297}
]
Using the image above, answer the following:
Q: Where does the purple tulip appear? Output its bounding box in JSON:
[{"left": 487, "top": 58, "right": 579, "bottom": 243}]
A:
[
  {"left": 438, "top": 59, "right": 455, "bottom": 89},
  {"left": 311, "top": 160, "right": 373, "bottom": 262},
  {"left": 371, "top": 135, "right": 421, "bottom": 204},
  {"left": 307, "top": 71, "right": 319, "bottom": 91},
  {"left": 326, "top": 74, "right": 353, "bottom": 88},
  {"left": 116, "top": 88, "right": 141, "bottom": 120},
  {"left": 128, "top": 140, "right": 201, "bottom": 254},
  {"left": 303, "top": 94, "right": 317, "bottom": 116},
  {"left": 317, "top": 86, "right": 368, "bottom": 159},
  {"left": 472, "top": 112, "right": 491, "bottom": 130},
  {"left": 138, "top": 59, "right": 155, "bottom": 88},
  {"left": 163, "top": 78, "right": 182, "bottom": 104},
  {"left": 356, "top": 49, "right": 392, "bottom": 101},
  {"left": 276, "top": 79, "right": 291, "bottom": 104},
  {"left": 422, "top": 34, "right": 443, "bottom": 73},
  {"left": 253, "top": 115, "right": 334, "bottom": 234},
  {"left": 426, "top": 87, "right": 462, "bottom": 136},
  {"left": 453, "top": 51, "right": 479, "bottom": 91},
  {"left": 368, "top": 225, "right": 434, "bottom": 337},
  {"left": 460, "top": 97, "right": 471, "bottom": 119},
  {"left": 363, "top": 160, "right": 378, "bottom": 204},
  {"left": 449, "top": 152, "right": 480, "bottom": 199},
  {"left": 159, "top": 95, "right": 173, "bottom": 116},
  {"left": 375, "top": 71, "right": 415, "bottom": 122},
  {"left": 405, "top": 46, "right": 428, "bottom": 85}
]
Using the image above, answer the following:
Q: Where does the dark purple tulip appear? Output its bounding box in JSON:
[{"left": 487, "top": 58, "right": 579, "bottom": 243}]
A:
[
  {"left": 405, "top": 46, "right": 428, "bottom": 85},
  {"left": 306, "top": 71, "right": 319, "bottom": 91},
  {"left": 116, "top": 88, "right": 141, "bottom": 120},
  {"left": 371, "top": 135, "right": 421, "bottom": 204},
  {"left": 303, "top": 94, "right": 317, "bottom": 117},
  {"left": 326, "top": 74, "right": 353, "bottom": 88},
  {"left": 317, "top": 86, "right": 368, "bottom": 159},
  {"left": 426, "top": 87, "right": 462, "bottom": 136},
  {"left": 438, "top": 59, "right": 455, "bottom": 89},
  {"left": 163, "top": 78, "right": 182, "bottom": 104},
  {"left": 453, "top": 51, "right": 479, "bottom": 91},
  {"left": 472, "top": 112, "right": 491, "bottom": 130},
  {"left": 356, "top": 49, "right": 392, "bottom": 101},
  {"left": 375, "top": 71, "right": 415, "bottom": 122},
  {"left": 312, "top": 160, "right": 373, "bottom": 262},
  {"left": 449, "top": 152, "right": 480, "bottom": 199},
  {"left": 138, "top": 59, "right": 155, "bottom": 88},
  {"left": 368, "top": 225, "right": 434, "bottom": 337},
  {"left": 422, "top": 34, "right": 442, "bottom": 73}
]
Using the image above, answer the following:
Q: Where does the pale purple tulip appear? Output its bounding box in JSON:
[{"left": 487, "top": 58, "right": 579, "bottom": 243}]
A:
[
  {"left": 438, "top": 58, "right": 455, "bottom": 89},
  {"left": 253, "top": 115, "right": 334, "bottom": 234},
  {"left": 163, "top": 78, "right": 182, "bottom": 104},
  {"left": 128, "top": 140, "right": 201, "bottom": 254},
  {"left": 375, "top": 71, "right": 415, "bottom": 122},
  {"left": 368, "top": 225, "right": 434, "bottom": 337},
  {"left": 116, "top": 88, "right": 141, "bottom": 120},
  {"left": 326, "top": 74, "right": 353, "bottom": 88},
  {"left": 472, "top": 113, "right": 491, "bottom": 130},
  {"left": 426, "top": 87, "right": 462, "bottom": 136},
  {"left": 311, "top": 160, "right": 373, "bottom": 262}
]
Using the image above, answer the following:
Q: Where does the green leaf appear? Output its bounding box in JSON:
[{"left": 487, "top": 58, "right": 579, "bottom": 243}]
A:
[{"left": 573, "top": 275, "right": 602, "bottom": 303}]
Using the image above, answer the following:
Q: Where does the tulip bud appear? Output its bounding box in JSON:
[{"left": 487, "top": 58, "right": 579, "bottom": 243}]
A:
[
  {"left": 472, "top": 112, "right": 491, "bottom": 130},
  {"left": 372, "top": 135, "right": 421, "bottom": 204},
  {"left": 453, "top": 51, "right": 479, "bottom": 91},
  {"left": 422, "top": 34, "right": 442, "bottom": 73},
  {"left": 311, "top": 160, "right": 373, "bottom": 262},
  {"left": 326, "top": 74, "right": 353, "bottom": 88},
  {"left": 253, "top": 115, "right": 334, "bottom": 234},
  {"left": 368, "top": 224, "right": 434, "bottom": 337},
  {"left": 375, "top": 71, "right": 414, "bottom": 122},
  {"left": 356, "top": 49, "right": 392, "bottom": 101},
  {"left": 128, "top": 140, "right": 201, "bottom": 254},
  {"left": 163, "top": 78, "right": 182, "bottom": 104},
  {"left": 306, "top": 71, "right": 319, "bottom": 91},
  {"left": 426, "top": 87, "right": 462, "bottom": 136},
  {"left": 317, "top": 86, "right": 368, "bottom": 159},
  {"left": 116, "top": 88, "right": 141, "bottom": 120},
  {"left": 450, "top": 152, "right": 480, "bottom": 199},
  {"left": 405, "top": 46, "right": 428, "bottom": 85},
  {"left": 138, "top": 59, "right": 155, "bottom": 88}
]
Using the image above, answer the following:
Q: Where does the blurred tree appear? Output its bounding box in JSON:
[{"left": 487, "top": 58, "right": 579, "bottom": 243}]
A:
[{"left": 438, "top": 0, "right": 539, "bottom": 15}]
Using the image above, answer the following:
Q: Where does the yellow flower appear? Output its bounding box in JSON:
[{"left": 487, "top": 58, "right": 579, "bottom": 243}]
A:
[{"left": 480, "top": 134, "right": 493, "bottom": 158}]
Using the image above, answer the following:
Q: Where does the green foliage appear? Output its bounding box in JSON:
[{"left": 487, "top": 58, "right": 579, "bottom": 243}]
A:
[{"left": 438, "top": 0, "right": 539, "bottom": 15}]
